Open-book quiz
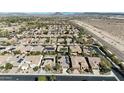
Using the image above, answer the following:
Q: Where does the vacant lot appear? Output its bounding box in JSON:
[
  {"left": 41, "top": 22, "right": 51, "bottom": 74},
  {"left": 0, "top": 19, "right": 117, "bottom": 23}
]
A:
[{"left": 82, "top": 17, "right": 124, "bottom": 41}]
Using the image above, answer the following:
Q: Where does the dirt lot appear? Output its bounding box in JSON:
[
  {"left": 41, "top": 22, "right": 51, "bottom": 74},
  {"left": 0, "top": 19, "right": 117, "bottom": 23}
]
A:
[{"left": 82, "top": 17, "right": 124, "bottom": 41}]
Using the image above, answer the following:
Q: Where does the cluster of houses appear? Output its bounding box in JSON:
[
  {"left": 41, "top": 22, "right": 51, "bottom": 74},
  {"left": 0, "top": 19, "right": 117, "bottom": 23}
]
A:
[{"left": 0, "top": 20, "right": 106, "bottom": 75}]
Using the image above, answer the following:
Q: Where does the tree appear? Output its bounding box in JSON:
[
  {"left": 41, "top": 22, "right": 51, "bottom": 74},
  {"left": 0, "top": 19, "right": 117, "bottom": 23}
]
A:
[
  {"left": 119, "top": 63, "right": 124, "bottom": 70},
  {"left": 111, "top": 56, "right": 121, "bottom": 65},
  {"left": 29, "top": 51, "right": 41, "bottom": 55},
  {"left": 92, "top": 52, "right": 99, "bottom": 57},
  {"left": 65, "top": 30, "right": 69, "bottom": 34},
  {"left": 5, "top": 63, "right": 13, "bottom": 70},
  {"left": 1, "top": 41, "right": 11, "bottom": 46},
  {"left": 60, "top": 48, "right": 67, "bottom": 53},
  {"left": 46, "top": 38, "right": 50, "bottom": 43},
  {"left": 99, "top": 60, "right": 111, "bottom": 74},
  {"left": 33, "top": 66, "right": 39, "bottom": 71},
  {"left": 50, "top": 75, "right": 56, "bottom": 81},
  {"left": 44, "top": 64, "right": 52, "bottom": 72},
  {"left": 43, "top": 31, "right": 48, "bottom": 35},
  {"left": 0, "top": 66, "right": 4, "bottom": 70},
  {"left": 1, "top": 51, "right": 10, "bottom": 55},
  {"left": 13, "top": 50, "right": 21, "bottom": 55},
  {"left": 55, "top": 63, "right": 62, "bottom": 73}
]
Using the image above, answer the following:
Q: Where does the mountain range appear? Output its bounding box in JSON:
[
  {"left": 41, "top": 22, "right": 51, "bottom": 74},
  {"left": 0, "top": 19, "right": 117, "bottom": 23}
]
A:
[{"left": 0, "top": 12, "right": 124, "bottom": 16}]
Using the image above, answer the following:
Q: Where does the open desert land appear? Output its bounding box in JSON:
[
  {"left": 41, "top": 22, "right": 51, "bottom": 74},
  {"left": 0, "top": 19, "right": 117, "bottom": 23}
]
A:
[{"left": 81, "top": 17, "right": 124, "bottom": 41}]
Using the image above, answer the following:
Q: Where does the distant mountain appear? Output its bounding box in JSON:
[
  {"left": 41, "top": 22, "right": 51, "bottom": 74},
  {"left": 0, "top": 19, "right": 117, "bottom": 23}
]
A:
[
  {"left": 0, "top": 12, "right": 124, "bottom": 16},
  {"left": 83, "top": 12, "right": 124, "bottom": 16},
  {"left": 0, "top": 12, "right": 31, "bottom": 16},
  {"left": 52, "top": 12, "right": 63, "bottom": 16}
]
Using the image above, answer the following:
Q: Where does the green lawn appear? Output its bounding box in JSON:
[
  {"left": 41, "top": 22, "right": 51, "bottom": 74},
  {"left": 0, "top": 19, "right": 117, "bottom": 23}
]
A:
[{"left": 38, "top": 76, "right": 47, "bottom": 81}]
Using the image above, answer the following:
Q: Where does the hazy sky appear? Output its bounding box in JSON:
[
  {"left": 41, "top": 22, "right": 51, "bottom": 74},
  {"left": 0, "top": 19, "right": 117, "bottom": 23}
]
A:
[{"left": 0, "top": 0, "right": 124, "bottom": 12}]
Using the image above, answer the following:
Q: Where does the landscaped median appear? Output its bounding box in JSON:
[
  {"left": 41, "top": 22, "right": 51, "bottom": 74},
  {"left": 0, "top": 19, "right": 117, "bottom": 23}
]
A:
[{"left": 99, "top": 45, "right": 124, "bottom": 70}]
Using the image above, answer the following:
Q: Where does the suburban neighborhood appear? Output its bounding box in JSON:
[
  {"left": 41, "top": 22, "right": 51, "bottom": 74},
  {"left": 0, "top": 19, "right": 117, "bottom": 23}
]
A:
[{"left": 0, "top": 14, "right": 124, "bottom": 81}]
